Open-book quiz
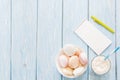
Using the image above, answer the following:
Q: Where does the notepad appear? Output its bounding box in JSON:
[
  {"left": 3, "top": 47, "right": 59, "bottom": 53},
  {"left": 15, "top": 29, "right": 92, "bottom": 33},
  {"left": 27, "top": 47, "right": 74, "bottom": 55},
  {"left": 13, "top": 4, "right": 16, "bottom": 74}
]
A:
[{"left": 75, "top": 19, "right": 112, "bottom": 55}]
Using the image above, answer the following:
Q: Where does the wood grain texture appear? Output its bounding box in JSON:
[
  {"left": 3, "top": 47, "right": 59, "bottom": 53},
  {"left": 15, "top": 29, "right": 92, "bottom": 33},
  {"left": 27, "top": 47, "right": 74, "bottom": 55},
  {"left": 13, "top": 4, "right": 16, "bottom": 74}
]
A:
[
  {"left": 0, "top": 0, "right": 10, "bottom": 80},
  {"left": 89, "top": 0, "right": 116, "bottom": 80},
  {"left": 62, "top": 0, "right": 88, "bottom": 80},
  {"left": 116, "top": 0, "right": 120, "bottom": 80},
  {"left": 0, "top": 0, "right": 119, "bottom": 80},
  {"left": 37, "top": 0, "right": 62, "bottom": 80},
  {"left": 11, "top": 0, "right": 37, "bottom": 80}
]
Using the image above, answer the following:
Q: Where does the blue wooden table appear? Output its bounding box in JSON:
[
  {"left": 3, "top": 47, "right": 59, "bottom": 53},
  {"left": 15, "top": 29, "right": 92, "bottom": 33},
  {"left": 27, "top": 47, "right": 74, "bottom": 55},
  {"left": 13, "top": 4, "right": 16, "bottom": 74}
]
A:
[{"left": 0, "top": 0, "right": 120, "bottom": 80}]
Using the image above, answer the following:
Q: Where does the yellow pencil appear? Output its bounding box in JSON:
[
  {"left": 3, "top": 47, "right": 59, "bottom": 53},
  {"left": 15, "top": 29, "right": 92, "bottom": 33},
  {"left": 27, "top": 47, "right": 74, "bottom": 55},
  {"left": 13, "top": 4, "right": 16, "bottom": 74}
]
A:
[{"left": 91, "top": 16, "right": 115, "bottom": 33}]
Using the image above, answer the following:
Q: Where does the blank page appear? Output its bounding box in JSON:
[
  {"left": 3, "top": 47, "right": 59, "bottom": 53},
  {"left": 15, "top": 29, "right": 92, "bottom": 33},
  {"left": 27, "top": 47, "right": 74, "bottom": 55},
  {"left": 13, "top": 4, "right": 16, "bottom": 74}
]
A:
[{"left": 75, "top": 20, "right": 112, "bottom": 55}]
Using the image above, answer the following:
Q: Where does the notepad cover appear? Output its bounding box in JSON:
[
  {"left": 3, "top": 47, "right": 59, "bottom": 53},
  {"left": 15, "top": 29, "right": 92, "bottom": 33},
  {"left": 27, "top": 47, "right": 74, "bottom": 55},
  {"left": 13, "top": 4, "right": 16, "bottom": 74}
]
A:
[{"left": 75, "top": 20, "right": 112, "bottom": 55}]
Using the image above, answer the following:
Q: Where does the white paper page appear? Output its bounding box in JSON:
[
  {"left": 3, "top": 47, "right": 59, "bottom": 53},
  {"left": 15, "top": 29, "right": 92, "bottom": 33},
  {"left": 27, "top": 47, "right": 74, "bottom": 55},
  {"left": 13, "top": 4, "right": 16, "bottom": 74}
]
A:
[{"left": 75, "top": 20, "right": 112, "bottom": 55}]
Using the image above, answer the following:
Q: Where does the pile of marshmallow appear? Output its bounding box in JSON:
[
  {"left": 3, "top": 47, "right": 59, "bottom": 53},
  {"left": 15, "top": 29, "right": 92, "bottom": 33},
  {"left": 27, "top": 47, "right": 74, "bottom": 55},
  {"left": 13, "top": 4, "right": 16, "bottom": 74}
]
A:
[{"left": 57, "top": 44, "right": 88, "bottom": 77}]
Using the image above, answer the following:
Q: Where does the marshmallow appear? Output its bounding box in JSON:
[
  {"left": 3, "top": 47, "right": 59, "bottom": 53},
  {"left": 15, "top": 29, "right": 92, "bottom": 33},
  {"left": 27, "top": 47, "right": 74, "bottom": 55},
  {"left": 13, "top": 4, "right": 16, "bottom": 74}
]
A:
[
  {"left": 69, "top": 56, "right": 80, "bottom": 68},
  {"left": 63, "top": 44, "right": 78, "bottom": 56},
  {"left": 59, "top": 55, "right": 69, "bottom": 68},
  {"left": 62, "top": 67, "right": 73, "bottom": 76},
  {"left": 79, "top": 52, "right": 88, "bottom": 66},
  {"left": 74, "top": 48, "right": 81, "bottom": 56},
  {"left": 73, "top": 66, "right": 85, "bottom": 76}
]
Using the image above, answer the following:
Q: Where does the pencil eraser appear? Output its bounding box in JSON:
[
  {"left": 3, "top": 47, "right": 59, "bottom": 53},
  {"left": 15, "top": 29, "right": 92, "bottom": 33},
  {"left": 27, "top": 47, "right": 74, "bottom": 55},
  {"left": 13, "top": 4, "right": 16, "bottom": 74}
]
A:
[{"left": 74, "top": 19, "right": 112, "bottom": 55}]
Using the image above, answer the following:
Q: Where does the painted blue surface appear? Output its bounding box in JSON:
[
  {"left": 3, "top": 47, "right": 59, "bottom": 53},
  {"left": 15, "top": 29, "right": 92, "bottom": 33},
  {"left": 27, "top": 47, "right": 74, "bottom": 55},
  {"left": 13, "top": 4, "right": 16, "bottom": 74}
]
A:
[{"left": 0, "top": 0, "right": 119, "bottom": 80}]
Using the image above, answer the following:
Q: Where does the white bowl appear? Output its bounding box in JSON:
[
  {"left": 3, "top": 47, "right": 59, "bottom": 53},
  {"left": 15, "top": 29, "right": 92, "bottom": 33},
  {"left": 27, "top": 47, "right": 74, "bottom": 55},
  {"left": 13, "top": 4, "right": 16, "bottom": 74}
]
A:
[{"left": 55, "top": 47, "right": 88, "bottom": 78}]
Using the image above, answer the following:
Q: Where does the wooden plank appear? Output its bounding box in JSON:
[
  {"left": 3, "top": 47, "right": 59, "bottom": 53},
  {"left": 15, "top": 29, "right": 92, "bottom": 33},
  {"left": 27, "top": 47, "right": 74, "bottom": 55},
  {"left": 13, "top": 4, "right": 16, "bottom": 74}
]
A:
[
  {"left": 37, "top": 0, "right": 62, "bottom": 80},
  {"left": 62, "top": 0, "right": 88, "bottom": 80},
  {"left": 0, "top": 0, "right": 10, "bottom": 80},
  {"left": 89, "top": 0, "right": 116, "bottom": 80},
  {"left": 11, "top": 0, "right": 37, "bottom": 80},
  {"left": 116, "top": 0, "right": 120, "bottom": 80}
]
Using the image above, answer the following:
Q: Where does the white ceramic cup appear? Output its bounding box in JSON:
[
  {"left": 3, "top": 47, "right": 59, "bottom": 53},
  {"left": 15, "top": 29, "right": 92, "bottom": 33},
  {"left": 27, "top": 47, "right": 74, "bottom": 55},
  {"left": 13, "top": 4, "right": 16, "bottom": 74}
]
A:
[{"left": 91, "top": 56, "right": 111, "bottom": 75}]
